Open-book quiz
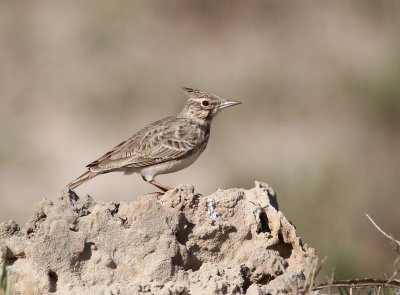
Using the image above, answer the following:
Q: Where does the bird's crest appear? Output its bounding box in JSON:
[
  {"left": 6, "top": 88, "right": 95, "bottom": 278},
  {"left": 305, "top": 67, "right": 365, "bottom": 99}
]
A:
[{"left": 182, "top": 87, "right": 215, "bottom": 100}]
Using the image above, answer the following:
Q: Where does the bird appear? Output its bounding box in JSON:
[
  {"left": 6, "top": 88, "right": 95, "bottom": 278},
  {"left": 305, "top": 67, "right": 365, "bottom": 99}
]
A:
[{"left": 66, "top": 87, "right": 241, "bottom": 192}]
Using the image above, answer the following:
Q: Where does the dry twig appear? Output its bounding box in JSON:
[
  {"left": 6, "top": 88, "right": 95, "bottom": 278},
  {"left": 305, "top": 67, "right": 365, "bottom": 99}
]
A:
[
  {"left": 366, "top": 213, "right": 400, "bottom": 282},
  {"left": 365, "top": 214, "right": 400, "bottom": 247},
  {"left": 312, "top": 278, "right": 400, "bottom": 291}
]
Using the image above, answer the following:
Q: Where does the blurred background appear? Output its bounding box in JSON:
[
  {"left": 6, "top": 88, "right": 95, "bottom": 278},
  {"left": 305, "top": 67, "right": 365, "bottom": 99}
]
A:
[{"left": 0, "top": 0, "right": 399, "bottom": 281}]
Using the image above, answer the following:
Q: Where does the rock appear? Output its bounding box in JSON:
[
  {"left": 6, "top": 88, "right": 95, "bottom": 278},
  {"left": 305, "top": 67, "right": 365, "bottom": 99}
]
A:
[
  {"left": 0, "top": 181, "right": 318, "bottom": 294},
  {"left": 0, "top": 219, "right": 20, "bottom": 238}
]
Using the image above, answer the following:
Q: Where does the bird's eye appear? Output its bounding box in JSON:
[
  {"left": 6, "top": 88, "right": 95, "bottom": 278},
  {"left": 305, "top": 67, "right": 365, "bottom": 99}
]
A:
[{"left": 202, "top": 100, "right": 209, "bottom": 107}]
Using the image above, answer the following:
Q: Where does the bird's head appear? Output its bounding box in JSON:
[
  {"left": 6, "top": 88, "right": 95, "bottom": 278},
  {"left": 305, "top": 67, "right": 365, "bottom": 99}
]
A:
[{"left": 180, "top": 87, "right": 241, "bottom": 123}]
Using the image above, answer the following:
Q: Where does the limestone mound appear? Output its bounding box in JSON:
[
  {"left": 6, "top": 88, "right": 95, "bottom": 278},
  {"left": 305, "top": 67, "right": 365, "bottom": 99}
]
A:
[{"left": 1, "top": 181, "right": 319, "bottom": 294}]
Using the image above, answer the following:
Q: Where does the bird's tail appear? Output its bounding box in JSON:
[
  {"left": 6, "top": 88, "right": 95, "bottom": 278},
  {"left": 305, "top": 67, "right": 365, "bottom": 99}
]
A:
[{"left": 66, "top": 171, "right": 97, "bottom": 190}]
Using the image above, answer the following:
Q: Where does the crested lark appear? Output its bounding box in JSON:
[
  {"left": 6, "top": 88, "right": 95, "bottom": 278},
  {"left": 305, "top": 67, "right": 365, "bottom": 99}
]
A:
[{"left": 67, "top": 87, "right": 241, "bottom": 192}]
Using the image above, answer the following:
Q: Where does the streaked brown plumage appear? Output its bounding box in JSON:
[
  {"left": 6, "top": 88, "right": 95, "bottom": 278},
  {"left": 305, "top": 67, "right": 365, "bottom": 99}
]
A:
[{"left": 67, "top": 87, "right": 241, "bottom": 192}]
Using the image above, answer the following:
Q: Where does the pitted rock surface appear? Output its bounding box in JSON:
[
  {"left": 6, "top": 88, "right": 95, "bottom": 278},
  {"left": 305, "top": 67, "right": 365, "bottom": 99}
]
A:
[{"left": 0, "top": 181, "right": 318, "bottom": 294}]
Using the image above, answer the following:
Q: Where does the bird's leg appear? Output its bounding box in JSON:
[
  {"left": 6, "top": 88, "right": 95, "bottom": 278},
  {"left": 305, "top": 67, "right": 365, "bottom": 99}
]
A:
[
  {"left": 142, "top": 175, "right": 174, "bottom": 192},
  {"left": 149, "top": 180, "right": 174, "bottom": 192},
  {"left": 141, "top": 176, "right": 173, "bottom": 192}
]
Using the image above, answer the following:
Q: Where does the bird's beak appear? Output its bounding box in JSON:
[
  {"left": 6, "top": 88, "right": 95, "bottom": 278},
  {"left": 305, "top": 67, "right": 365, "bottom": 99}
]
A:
[{"left": 218, "top": 100, "right": 241, "bottom": 110}]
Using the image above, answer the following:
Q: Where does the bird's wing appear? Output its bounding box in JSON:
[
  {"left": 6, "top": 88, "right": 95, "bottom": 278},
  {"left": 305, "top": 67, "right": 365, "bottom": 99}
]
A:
[{"left": 86, "top": 117, "right": 206, "bottom": 171}]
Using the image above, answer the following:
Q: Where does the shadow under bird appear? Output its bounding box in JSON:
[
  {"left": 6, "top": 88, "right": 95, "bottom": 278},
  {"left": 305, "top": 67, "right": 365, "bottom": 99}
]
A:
[{"left": 67, "top": 87, "right": 241, "bottom": 192}]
